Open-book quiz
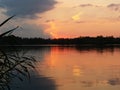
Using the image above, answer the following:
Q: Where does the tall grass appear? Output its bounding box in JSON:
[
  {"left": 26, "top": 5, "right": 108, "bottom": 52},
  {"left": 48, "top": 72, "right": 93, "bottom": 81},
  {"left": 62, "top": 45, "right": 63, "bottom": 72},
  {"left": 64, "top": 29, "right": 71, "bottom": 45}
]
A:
[
  {"left": 0, "top": 15, "right": 19, "bottom": 37},
  {"left": 0, "top": 16, "right": 36, "bottom": 90}
]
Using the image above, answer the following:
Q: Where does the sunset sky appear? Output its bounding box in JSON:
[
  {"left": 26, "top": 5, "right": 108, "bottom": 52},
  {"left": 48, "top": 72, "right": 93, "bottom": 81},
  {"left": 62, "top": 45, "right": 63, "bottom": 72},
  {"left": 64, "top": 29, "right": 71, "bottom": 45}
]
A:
[{"left": 0, "top": 0, "right": 120, "bottom": 38}]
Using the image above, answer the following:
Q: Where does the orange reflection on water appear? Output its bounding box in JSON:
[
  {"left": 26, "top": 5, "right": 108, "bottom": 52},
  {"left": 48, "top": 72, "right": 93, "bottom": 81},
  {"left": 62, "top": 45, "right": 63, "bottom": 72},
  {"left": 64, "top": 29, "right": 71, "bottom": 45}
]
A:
[
  {"left": 36, "top": 46, "right": 120, "bottom": 90},
  {"left": 73, "top": 65, "right": 82, "bottom": 77}
]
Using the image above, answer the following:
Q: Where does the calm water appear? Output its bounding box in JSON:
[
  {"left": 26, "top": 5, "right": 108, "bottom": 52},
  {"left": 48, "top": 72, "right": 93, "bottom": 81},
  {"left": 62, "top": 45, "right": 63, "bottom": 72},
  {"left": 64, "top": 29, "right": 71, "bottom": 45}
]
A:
[{"left": 10, "top": 46, "right": 120, "bottom": 90}]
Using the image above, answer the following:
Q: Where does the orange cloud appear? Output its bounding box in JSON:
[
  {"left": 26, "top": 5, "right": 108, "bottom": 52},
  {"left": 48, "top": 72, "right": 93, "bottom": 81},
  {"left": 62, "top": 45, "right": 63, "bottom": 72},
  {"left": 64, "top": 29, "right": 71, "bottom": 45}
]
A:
[{"left": 45, "top": 21, "right": 59, "bottom": 38}]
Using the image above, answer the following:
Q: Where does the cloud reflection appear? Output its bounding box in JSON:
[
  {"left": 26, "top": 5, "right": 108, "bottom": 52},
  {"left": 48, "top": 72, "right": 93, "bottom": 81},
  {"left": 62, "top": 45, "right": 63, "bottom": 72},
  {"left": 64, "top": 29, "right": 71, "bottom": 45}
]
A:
[{"left": 73, "top": 65, "right": 82, "bottom": 77}]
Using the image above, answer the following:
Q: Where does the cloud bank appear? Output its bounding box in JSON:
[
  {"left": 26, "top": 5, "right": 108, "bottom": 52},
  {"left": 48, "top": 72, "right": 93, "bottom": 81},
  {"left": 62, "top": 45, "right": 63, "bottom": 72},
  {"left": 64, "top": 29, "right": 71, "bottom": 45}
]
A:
[
  {"left": 0, "top": 0, "right": 57, "bottom": 18},
  {"left": 107, "top": 3, "right": 120, "bottom": 12}
]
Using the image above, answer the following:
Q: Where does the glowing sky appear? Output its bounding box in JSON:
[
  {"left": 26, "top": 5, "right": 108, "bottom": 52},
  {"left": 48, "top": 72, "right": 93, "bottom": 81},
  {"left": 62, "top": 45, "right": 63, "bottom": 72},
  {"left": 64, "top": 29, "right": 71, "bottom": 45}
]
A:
[
  {"left": 0, "top": 0, "right": 120, "bottom": 38},
  {"left": 41, "top": 0, "right": 120, "bottom": 38}
]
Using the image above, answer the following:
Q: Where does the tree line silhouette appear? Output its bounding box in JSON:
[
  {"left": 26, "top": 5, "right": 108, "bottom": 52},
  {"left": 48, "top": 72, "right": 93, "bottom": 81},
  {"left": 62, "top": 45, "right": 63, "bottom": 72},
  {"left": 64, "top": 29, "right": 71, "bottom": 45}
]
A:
[{"left": 1, "top": 35, "right": 120, "bottom": 46}]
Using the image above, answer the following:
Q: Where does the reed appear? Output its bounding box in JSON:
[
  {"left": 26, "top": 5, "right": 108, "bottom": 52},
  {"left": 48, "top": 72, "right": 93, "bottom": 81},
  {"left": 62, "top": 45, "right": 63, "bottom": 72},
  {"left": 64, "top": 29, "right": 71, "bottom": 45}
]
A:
[{"left": 0, "top": 16, "right": 36, "bottom": 90}]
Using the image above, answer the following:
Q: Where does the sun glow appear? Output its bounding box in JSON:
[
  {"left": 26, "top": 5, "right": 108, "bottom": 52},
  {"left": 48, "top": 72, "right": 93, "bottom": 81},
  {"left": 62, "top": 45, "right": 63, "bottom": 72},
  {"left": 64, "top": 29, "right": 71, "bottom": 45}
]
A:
[
  {"left": 45, "top": 21, "right": 59, "bottom": 38},
  {"left": 35, "top": 0, "right": 120, "bottom": 38}
]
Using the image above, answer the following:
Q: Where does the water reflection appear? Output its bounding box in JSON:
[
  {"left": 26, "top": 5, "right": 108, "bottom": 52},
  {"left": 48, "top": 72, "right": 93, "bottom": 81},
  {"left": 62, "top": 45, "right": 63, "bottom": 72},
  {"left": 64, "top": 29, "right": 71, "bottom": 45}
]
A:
[
  {"left": 10, "top": 75, "right": 57, "bottom": 90},
  {"left": 80, "top": 78, "right": 120, "bottom": 87},
  {"left": 55, "top": 45, "right": 118, "bottom": 54},
  {"left": 8, "top": 46, "right": 57, "bottom": 90},
  {"left": 0, "top": 46, "right": 37, "bottom": 90},
  {"left": 35, "top": 46, "right": 120, "bottom": 90},
  {"left": 5, "top": 46, "right": 120, "bottom": 90},
  {"left": 73, "top": 65, "right": 82, "bottom": 77}
]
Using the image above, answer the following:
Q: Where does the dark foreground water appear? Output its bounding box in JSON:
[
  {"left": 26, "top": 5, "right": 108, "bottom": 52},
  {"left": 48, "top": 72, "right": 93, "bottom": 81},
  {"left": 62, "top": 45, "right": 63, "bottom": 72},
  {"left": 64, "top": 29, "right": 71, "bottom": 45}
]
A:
[{"left": 8, "top": 46, "right": 120, "bottom": 90}]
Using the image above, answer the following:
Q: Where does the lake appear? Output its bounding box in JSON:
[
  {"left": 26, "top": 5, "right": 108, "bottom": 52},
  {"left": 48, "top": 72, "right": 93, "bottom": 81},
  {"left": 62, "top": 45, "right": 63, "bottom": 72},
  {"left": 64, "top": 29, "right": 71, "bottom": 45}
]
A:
[{"left": 9, "top": 46, "right": 120, "bottom": 90}]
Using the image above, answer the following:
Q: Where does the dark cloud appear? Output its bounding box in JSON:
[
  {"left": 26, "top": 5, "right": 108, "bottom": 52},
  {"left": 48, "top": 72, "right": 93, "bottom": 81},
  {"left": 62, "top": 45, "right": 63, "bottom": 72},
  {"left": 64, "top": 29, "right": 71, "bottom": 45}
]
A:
[
  {"left": 107, "top": 3, "right": 120, "bottom": 12},
  {"left": 72, "top": 4, "right": 100, "bottom": 8},
  {"left": 79, "top": 4, "right": 93, "bottom": 7},
  {"left": 0, "top": 0, "right": 57, "bottom": 18},
  {"left": 79, "top": 4, "right": 99, "bottom": 8},
  {"left": 45, "top": 19, "right": 55, "bottom": 23}
]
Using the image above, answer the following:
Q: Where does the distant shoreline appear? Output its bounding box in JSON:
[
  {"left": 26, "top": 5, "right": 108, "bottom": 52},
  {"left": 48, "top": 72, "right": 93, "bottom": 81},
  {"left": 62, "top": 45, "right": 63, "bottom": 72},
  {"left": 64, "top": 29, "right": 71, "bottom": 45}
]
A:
[
  {"left": 1, "top": 44, "right": 120, "bottom": 47},
  {"left": 1, "top": 35, "right": 120, "bottom": 46}
]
